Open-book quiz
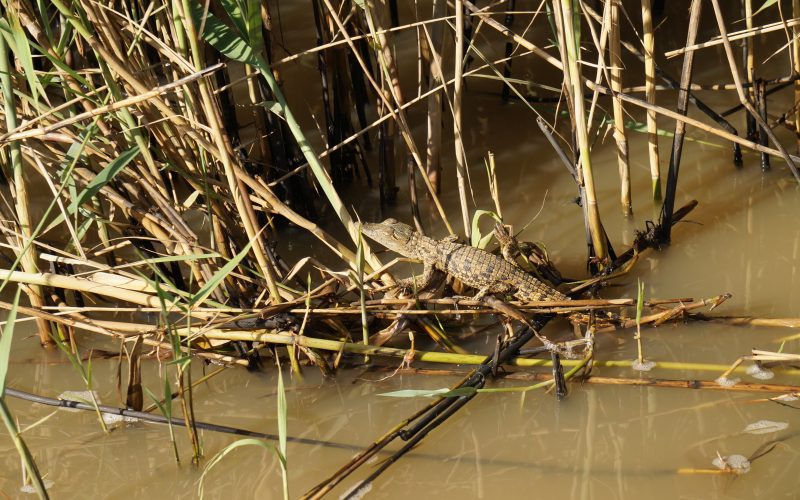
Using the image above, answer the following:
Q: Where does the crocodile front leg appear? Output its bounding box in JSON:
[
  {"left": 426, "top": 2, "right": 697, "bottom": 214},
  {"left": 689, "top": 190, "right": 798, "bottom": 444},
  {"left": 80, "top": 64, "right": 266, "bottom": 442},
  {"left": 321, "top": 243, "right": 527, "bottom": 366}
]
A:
[{"left": 396, "top": 263, "right": 439, "bottom": 294}]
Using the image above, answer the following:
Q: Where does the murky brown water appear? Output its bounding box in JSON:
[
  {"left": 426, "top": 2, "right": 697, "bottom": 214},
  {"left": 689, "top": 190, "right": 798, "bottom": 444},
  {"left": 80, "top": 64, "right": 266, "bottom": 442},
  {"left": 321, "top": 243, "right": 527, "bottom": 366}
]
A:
[{"left": 3, "top": 2, "right": 800, "bottom": 499}]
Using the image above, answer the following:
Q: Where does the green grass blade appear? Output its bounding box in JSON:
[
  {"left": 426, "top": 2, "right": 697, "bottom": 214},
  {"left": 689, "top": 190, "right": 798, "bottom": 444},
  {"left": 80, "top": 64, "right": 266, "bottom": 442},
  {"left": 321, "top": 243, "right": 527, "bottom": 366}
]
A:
[
  {"left": 198, "top": 438, "right": 276, "bottom": 499},
  {"left": 276, "top": 365, "right": 289, "bottom": 500},
  {"left": 189, "top": 2, "right": 258, "bottom": 66},
  {"left": 636, "top": 279, "right": 645, "bottom": 326},
  {"left": 0, "top": 288, "right": 21, "bottom": 397},
  {"left": 217, "top": 0, "right": 246, "bottom": 38},
  {"left": 1, "top": 14, "right": 44, "bottom": 106},
  {"left": 242, "top": 0, "right": 264, "bottom": 54},
  {"left": 46, "top": 145, "right": 140, "bottom": 230},
  {"left": 0, "top": 287, "right": 48, "bottom": 498},
  {"left": 470, "top": 210, "right": 502, "bottom": 249},
  {"left": 144, "top": 384, "right": 179, "bottom": 462},
  {"left": 379, "top": 387, "right": 477, "bottom": 398}
]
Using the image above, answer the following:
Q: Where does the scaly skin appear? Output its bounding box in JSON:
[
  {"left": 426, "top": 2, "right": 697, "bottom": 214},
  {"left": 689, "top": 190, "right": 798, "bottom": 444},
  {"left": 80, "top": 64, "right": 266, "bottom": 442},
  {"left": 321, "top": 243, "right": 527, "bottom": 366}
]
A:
[{"left": 361, "top": 219, "right": 567, "bottom": 302}]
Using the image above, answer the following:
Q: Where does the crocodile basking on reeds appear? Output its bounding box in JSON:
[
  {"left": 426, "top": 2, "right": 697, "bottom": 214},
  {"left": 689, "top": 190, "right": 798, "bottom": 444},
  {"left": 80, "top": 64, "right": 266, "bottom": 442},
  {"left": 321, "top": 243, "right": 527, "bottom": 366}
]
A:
[{"left": 362, "top": 219, "right": 568, "bottom": 302}]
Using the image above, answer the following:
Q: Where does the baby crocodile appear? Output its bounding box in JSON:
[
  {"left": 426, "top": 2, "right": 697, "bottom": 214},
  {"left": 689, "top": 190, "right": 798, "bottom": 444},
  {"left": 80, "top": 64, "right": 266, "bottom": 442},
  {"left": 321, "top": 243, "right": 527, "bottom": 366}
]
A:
[{"left": 362, "top": 219, "right": 567, "bottom": 302}]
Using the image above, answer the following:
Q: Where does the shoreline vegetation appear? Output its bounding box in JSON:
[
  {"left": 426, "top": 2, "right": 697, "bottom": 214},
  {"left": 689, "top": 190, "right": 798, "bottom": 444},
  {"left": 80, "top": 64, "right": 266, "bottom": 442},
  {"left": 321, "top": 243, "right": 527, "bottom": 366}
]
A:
[{"left": 0, "top": 1, "right": 799, "bottom": 497}]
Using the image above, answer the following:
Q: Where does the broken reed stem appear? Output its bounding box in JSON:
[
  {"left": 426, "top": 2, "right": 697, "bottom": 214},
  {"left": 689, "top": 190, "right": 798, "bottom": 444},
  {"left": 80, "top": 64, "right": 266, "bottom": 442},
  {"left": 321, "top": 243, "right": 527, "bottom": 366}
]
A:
[
  {"left": 697, "top": 315, "right": 800, "bottom": 328},
  {"left": 453, "top": 0, "right": 471, "bottom": 239},
  {"left": 709, "top": 0, "right": 800, "bottom": 182},
  {"left": 635, "top": 280, "right": 645, "bottom": 365},
  {"left": 609, "top": 0, "right": 632, "bottom": 216},
  {"left": 0, "top": 34, "right": 51, "bottom": 345},
  {"left": 385, "top": 367, "right": 800, "bottom": 394},
  {"left": 558, "top": 0, "right": 608, "bottom": 263},
  {"left": 0, "top": 268, "right": 218, "bottom": 314},
  {"left": 0, "top": 298, "right": 248, "bottom": 366},
  {"left": 641, "top": 0, "right": 661, "bottom": 201},
  {"left": 596, "top": 295, "right": 728, "bottom": 333},
  {"left": 664, "top": 16, "right": 800, "bottom": 58}
]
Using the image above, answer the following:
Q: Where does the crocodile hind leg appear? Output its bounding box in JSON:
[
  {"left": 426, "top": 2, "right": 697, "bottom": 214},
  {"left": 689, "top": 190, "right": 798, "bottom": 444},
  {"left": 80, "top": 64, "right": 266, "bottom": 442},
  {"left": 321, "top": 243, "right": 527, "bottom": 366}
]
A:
[
  {"left": 493, "top": 223, "right": 525, "bottom": 268},
  {"left": 494, "top": 223, "right": 564, "bottom": 285}
]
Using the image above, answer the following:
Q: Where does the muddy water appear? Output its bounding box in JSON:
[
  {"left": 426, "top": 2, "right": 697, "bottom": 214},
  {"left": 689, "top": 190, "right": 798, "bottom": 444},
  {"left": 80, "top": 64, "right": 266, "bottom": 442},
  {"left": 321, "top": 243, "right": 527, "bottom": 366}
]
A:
[{"left": 4, "top": 4, "right": 800, "bottom": 500}]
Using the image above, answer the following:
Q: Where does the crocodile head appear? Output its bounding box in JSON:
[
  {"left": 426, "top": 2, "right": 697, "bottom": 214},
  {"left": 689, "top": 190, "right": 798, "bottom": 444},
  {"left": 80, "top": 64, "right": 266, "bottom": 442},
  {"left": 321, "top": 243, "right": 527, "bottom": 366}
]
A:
[{"left": 361, "top": 218, "right": 417, "bottom": 256}]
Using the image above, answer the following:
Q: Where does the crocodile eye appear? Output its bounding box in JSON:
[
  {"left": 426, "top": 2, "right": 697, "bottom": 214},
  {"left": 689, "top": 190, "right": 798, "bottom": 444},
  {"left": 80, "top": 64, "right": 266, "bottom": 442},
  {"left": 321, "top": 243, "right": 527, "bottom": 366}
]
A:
[{"left": 390, "top": 231, "right": 401, "bottom": 240}]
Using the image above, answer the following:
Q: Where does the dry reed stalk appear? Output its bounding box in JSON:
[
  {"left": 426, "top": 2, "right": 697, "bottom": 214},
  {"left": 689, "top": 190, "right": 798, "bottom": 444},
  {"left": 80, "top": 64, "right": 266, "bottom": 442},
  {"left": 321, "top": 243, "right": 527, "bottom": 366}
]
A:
[
  {"left": 640, "top": 0, "right": 661, "bottom": 201},
  {"left": 609, "top": 0, "right": 632, "bottom": 215},
  {"left": 744, "top": 0, "right": 756, "bottom": 100},
  {"left": 363, "top": 0, "right": 400, "bottom": 205},
  {"left": 180, "top": 328, "right": 800, "bottom": 380},
  {"left": 268, "top": 16, "right": 456, "bottom": 68},
  {"left": 665, "top": 17, "right": 800, "bottom": 58},
  {"left": 795, "top": 0, "right": 800, "bottom": 153},
  {"left": 0, "top": 35, "right": 51, "bottom": 345},
  {"left": 660, "top": 0, "right": 702, "bottom": 242},
  {"left": 425, "top": 0, "right": 446, "bottom": 194},
  {"left": 453, "top": 0, "right": 471, "bottom": 239},
  {"left": 249, "top": 177, "right": 359, "bottom": 264},
  {"left": 244, "top": 64, "right": 272, "bottom": 176},
  {"left": 557, "top": 0, "right": 609, "bottom": 263},
  {"left": 176, "top": 0, "right": 282, "bottom": 303},
  {"left": 622, "top": 81, "right": 784, "bottom": 92},
  {"left": 499, "top": 0, "right": 517, "bottom": 101},
  {"left": 745, "top": 0, "right": 756, "bottom": 135},
  {"left": 0, "top": 269, "right": 186, "bottom": 311},
  {"left": 582, "top": 0, "right": 612, "bottom": 150},
  {"left": 33, "top": 296, "right": 711, "bottom": 324}
]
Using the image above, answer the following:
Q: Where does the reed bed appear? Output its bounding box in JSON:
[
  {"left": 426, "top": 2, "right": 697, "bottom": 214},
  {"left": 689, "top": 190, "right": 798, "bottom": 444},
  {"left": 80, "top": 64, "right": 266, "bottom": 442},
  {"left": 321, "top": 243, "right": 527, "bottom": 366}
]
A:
[{"left": 0, "top": 1, "right": 799, "bottom": 497}]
